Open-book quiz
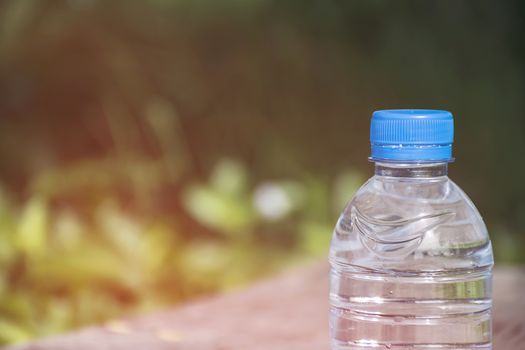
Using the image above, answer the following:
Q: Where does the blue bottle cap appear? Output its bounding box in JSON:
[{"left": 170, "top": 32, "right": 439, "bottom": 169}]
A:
[{"left": 370, "top": 109, "right": 454, "bottom": 162}]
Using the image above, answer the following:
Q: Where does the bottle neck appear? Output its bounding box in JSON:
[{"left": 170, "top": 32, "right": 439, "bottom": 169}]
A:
[{"left": 374, "top": 162, "right": 448, "bottom": 178}]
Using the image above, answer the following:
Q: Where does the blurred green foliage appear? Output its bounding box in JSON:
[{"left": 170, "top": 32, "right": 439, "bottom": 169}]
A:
[
  {"left": 0, "top": 157, "right": 357, "bottom": 344},
  {"left": 0, "top": 0, "right": 524, "bottom": 344}
]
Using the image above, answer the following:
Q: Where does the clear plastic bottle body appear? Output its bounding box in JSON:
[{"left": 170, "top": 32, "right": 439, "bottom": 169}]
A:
[{"left": 329, "top": 162, "right": 493, "bottom": 350}]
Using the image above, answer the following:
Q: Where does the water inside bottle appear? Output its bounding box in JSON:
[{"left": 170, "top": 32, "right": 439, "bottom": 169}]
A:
[{"left": 329, "top": 175, "right": 493, "bottom": 350}]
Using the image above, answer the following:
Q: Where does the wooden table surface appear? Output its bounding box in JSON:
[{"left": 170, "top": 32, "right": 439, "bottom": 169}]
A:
[{"left": 6, "top": 263, "right": 525, "bottom": 350}]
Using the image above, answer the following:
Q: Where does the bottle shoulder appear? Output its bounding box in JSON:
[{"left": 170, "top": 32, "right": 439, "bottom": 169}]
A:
[
  {"left": 350, "top": 175, "right": 484, "bottom": 222},
  {"left": 332, "top": 175, "right": 493, "bottom": 271}
]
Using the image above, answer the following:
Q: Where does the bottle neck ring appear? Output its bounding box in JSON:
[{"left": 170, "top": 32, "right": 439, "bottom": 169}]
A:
[{"left": 374, "top": 162, "right": 448, "bottom": 178}]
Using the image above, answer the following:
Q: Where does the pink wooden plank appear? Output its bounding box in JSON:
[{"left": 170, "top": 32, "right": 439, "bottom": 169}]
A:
[{"left": 6, "top": 264, "right": 525, "bottom": 350}]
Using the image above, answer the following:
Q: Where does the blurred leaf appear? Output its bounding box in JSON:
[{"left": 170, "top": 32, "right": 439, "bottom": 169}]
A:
[
  {"left": 0, "top": 187, "right": 17, "bottom": 264},
  {"left": 0, "top": 319, "right": 32, "bottom": 344},
  {"left": 52, "top": 210, "right": 84, "bottom": 251},
  {"left": 183, "top": 185, "right": 254, "bottom": 233},
  {"left": 210, "top": 159, "right": 247, "bottom": 196},
  {"left": 28, "top": 244, "right": 139, "bottom": 289},
  {"left": 15, "top": 197, "right": 47, "bottom": 256},
  {"left": 95, "top": 201, "right": 142, "bottom": 258},
  {"left": 139, "top": 223, "right": 177, "bottom": 274},
  {"left": 180, "top": 241, "right": 231, "bottom": 289},
  {"left": 74, "top": 289, "right": 125, "bottom": 326},
  {"left": 38, "top": 298, "right": 72, "bottom": 336}
]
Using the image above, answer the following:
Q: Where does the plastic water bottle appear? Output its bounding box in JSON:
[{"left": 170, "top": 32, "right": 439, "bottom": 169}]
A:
[{"left": 329, "top": 110, "right": 493, "bottom": 350}]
